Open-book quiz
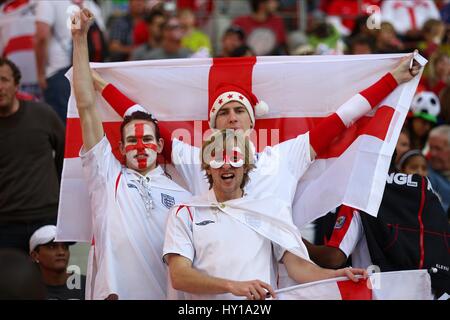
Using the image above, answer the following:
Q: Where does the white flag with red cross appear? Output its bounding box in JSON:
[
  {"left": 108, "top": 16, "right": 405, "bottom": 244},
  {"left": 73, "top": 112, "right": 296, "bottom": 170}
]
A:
[
  {"left": 0, "top": 0, "right": 37, "bottom": 86},
  {"left": 276, "top": 269, "right": 433, "bottom": 300},
  {"left": 56, "top": 54, "right": 424, "bottom": 242}
]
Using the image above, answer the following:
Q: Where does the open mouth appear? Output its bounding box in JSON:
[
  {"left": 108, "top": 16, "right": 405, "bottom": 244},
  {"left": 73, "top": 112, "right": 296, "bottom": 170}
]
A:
[
  {"left": 135, "top": 154, "right": 148, "bottom": 160},
  {"left": 221, "top": 173, "right": 235, "bottom": 180}
]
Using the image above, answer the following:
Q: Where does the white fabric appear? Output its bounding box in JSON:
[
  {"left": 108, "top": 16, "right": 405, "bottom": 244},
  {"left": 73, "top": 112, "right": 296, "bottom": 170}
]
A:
[
  {"left": 81, "top": 136, "right": 190, "bottom": 300},
  {"left": 331, "top": 210, "right": 372, "bottom": 269},
  {"left": 381, "top": 0, "right": 441, "bottom": 35},
  {"left": 35, "top": 0, "right": 104, "bottom": 78},
  {"left": 58, "top": 54, "right": 424, "bottom": 242},
  {"left": 276, "top": 270, "right": 433, "bottom": 300},
  {"left": 0, "top": 0, "right": 37, "bottom": 85},
  {"left": 336, "top": 94, "right": 372, "bottom": 127},
  {"left": 163, "top": 190, "right": 304, "bottom": 300}
]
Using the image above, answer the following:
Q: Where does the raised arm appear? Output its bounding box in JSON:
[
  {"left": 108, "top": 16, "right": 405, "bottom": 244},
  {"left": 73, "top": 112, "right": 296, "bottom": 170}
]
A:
[
  {"left": 309, "top": 52, "right": 422, "bottom": 159},
  {"left": 72, "top": 8, "right": 104, "bottom": 151},
  {"left": 91, "top": 73, "right": 173, "bottom": 160},
  {"left": 165, "top": 254, "right": 276, "bottom": 300}
]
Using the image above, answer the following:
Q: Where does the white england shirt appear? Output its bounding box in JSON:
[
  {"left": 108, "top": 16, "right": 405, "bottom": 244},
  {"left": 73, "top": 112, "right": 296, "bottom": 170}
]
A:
[
  {"left": 80, "top": 136, "right": 191, "bottom": 300},
  {"left": 163, "top": 190, "right": 286, "bottom": 300}
]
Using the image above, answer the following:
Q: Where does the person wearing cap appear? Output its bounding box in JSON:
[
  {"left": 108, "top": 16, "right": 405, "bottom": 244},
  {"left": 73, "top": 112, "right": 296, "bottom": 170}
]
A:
[
  {"left": 71, "top": 9, "right": 191, "bottom": 299},
  {"left": 29, "top": 225, "right": 85, "bottom": 300},
  {"left": 407, "top": 91, "right": 441, "bottom": 150},
  {"left": 163, "top": 129, "right": 367, "bottom": 300}
]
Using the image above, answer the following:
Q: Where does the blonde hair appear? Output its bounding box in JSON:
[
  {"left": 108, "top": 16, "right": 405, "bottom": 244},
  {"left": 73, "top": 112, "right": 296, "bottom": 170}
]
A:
[{"left": 201, "top": 129, "right": 255, "bottom": 189}]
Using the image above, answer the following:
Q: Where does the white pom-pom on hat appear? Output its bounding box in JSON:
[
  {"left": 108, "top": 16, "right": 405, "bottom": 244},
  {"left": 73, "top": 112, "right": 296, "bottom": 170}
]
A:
[{"left": 255, "top": 101, "right": 269, "bottom": 117}]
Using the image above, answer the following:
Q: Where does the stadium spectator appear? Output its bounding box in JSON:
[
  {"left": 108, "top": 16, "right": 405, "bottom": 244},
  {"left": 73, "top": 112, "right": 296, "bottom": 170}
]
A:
[
  {"left": 233, "top": 0, "right": 288, "bottom": 55},
  {"left": 422, "top": 51, "right": 450, "bottom": 96},
  {"left": 395, "top": 127, "right": 411, "bottom": 165},
  {"left": 108, "top": 0, "right": 146, "bottom": 61},
  {"left": 347, "top": 34, "right": 375, "bottom": 54},
  {"left": 0, "top": 58, "right": 64, "bottom": 253},
  {"left": 29, "top": 225, "right": 85, "bottom": 300},
  {"left": 132, "top": 17, "right": 192, "bottom": 60},
  {"left": 178, "top": 8, "right": 212, "bottom": 55},
  {"left": 0, "top": 249, "right": 46, "bottom": 299},
  {"left": 375, "top": 22, "right": 405, "bottom": 54},
  {"left": 218, "top": 25, "right": 247, "bottom": 57},
  {"left": 130, "top": 10, "right": 166, "bottom": 60},
  {"left": 407, "top": 91, "right": 441, "bottom": 150},
  {"left": 439, "top": 85, "right": 450, "bottom": 124},
  {"left": 34, "top": 0, "right": 105, "bottom": 122},
  {"left": 381, "top": 0, "right": 441, "bottom": 37},
  {"left": 426, "top": 125, "right": 450, "bottom": 212},
  {"left": 397, "top": 149, "right": 428, "bottom": 176},
  {"left": 71, "top": 9, "right": 191, "bottom": 299},
  {"left": 418, "top": 19, "right": 446, "bottom": 59}
]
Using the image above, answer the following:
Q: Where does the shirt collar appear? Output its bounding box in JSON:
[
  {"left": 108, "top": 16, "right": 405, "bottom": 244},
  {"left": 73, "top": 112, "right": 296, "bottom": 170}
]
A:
[{"left": 124, "top": 165, "right": 165, "bottom": 181}]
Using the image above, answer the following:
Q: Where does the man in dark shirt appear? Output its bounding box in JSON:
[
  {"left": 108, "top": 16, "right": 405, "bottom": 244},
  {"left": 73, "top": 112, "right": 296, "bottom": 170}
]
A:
[
  {"left": 29, "top": 225, "right": 86, "bottom": 300},
  {"left": 0, "top": 58, "right": 65, "bottom": 253}
]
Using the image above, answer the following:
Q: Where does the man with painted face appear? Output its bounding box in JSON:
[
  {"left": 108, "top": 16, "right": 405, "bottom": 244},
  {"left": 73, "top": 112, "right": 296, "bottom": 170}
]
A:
[
  {"left": 92, "top": 50, "right": 421, "bottom": 217},
  {"left": 163, "top": 129, "right": 367, "bottom": 300},
  {"left": 71, "top": 9, "right": 190, "bottom": 299}
]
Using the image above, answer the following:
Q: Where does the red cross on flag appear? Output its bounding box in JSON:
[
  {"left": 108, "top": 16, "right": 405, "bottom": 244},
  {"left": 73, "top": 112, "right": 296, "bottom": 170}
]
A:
[
  {"left": 276, "top": 270, "right": 433, "bottom": 300},
  {"left": 56, "top": 54, "right": 424, "bottom": 242}
]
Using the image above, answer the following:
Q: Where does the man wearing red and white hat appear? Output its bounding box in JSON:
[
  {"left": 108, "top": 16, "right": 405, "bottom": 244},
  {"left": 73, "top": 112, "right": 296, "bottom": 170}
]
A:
[{"left": 94, "top": 52, "right": 421, "bottom": 210}]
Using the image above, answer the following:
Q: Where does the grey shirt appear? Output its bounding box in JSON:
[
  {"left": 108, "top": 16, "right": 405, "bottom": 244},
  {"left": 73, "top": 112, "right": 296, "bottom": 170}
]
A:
[{"left": 131, "top": 45, "right": 192, "bottom": 60}]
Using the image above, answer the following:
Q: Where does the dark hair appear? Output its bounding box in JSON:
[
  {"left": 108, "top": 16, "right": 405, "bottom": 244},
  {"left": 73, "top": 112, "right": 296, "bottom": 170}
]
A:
[
  {"left": 145, "top": 9, "right": 165, "bottom": 24},
  {"left": 397, "top": 149, "right": 426, "bottom": 171},
  {"left": 230, "top": 44, "right": 254, "bottom": 57},
  {"left": 349, "top": 34, "right": 376, "bottom": 54},
  {"left": 0, "top": 57, "right": 21, "bottom": 85},
  {"left": 250, "top": 0, "right": 267, "bottom": 13},
  {"left": 120, "top": 111, "right": 160, "bottom": 142},
  {"left": 224, "top": 25, "right": 245, "bottom": 41}
]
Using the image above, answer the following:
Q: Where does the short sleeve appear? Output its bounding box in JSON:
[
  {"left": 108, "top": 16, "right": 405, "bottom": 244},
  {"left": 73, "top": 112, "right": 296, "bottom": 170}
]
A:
[
  {"left": 326, "top": 207, "right": 363, "bottom": 258},
  {"left": 163, "top": 206, "right": 196, "bottom": 264},
  {"left": 80, "top": 136, "right": 122, "bottom": 185},
  {"left": 35, "top": 1, "right": 55, "bottom": 26},
  {"left": 272, "top": 132, "right": 313, "bottom": 180},
  {"left": 171, "top": 138, "right": 208, "bottom": 195}
]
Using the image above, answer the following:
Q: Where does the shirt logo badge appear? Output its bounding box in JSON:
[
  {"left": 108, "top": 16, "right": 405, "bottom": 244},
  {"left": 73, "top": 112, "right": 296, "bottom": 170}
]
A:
[
  {"left": 195, "top": 220, "right": 215, "bottom": 226},
  {"left": 127, "top": 183, "right": 138, "bottom": 190},
  {"left": 334, "top": 216, "right": 346, "bottom": 229},
  {"left": 161, "top": 193, "right": 175, "bottom": 209}
]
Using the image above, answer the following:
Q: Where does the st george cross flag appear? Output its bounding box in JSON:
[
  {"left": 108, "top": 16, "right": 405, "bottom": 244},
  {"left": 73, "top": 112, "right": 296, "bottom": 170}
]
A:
[
  {"left": 0, "top": 0, "right": 37, "bottom": 87},
  {"left": 275, "top": 269, "right": 434, "bottom": 300},
  {"left": 56, "top": 54, "right": 425, "bottom": 242}
]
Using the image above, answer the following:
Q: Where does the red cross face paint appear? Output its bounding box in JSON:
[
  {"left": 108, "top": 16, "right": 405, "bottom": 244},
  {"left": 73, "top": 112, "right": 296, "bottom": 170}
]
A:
[
  {"left": 123, "top": 122, "right": 158, "bottom": 171},
  {"left": 209, "top": 147, "right": 244, "bottom": 169}
]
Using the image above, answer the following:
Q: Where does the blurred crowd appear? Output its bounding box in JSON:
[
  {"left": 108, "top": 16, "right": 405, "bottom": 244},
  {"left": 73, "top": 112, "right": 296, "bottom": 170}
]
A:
[{"left": 0, "top": 0, "right": 449, "bottom": 299}]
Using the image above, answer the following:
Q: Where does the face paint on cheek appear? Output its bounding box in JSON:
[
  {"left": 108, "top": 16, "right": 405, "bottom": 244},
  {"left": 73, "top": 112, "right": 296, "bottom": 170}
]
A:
[{"left": 124, "top": 123, "right": 158, "bottom": 169}]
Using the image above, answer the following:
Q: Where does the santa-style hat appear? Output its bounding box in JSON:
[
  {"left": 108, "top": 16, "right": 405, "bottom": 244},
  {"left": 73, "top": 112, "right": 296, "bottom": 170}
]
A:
[{"left": 209, "top": 84, "right": 269, "bottom": 128}]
